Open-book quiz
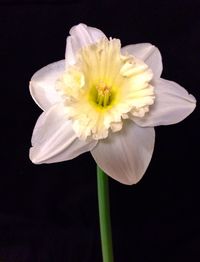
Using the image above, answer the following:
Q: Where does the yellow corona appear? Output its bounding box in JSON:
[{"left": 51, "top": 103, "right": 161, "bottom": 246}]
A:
[{"left": 56, "top": 38, "right": 155, "bottom": 140}]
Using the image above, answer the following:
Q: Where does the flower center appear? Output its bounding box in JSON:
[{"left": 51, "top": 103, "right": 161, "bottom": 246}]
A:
[
  {"left": 56, "top": 38, "right": 155, "bottom": 140},
  {"left": 96, "top": 82, "right": 111, "bottom": 107}
]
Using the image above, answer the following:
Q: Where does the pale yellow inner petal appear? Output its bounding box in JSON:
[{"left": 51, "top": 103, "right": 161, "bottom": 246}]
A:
[{"left": 56, "top": 38, "right": 155, "bottom": 140}]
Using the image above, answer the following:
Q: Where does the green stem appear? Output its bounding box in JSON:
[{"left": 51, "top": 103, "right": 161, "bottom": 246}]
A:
[{"left": 97, "top": 166, "right": 114, "bottom": 262}]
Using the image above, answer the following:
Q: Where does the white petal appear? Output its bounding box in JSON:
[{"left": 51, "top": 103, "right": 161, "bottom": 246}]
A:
[
  {"left": 91, "top": 121, "right": 155, "bottom": 185},
  {"left": 121, "top": 43, "right": 163, "bottom": 78},
  {"left": 65, "top": 23, "right": 106, "bottom": 66},
  {"left": 30, "top": 103, "right": 97, "bottom": 164},
  {"left": 30, "top": 60, "right": 65, "bottom": 111},
  {"left": 133, "top": 78, "right": 196, "bottom": 127}
]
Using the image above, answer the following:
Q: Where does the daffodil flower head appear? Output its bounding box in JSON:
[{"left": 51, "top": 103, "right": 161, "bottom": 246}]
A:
[
  {"left": 56, "top": 37, "right": 154, "bottom": 140},
  {"left": 29, "top": 23, "right": 196, "bottom": 185}
]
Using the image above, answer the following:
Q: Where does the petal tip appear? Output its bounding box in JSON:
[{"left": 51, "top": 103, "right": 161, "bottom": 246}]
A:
[
  {"left": 106, "top": 168, "right": 146, "bottom": 185},
  {"left": 186, "top": 94, "right": 197, "bottom": 115},
  {"left": 29, "top": 80, "right": 44, "bottom": 111},
  {"left": 29, "top": 147, "right": 42, "bottom": 165},
  {"left": 69, "top": 23, "right": 87, "bottom": 35}
]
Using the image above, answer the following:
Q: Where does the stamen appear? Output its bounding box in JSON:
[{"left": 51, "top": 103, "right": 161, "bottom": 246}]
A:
[{"left": 96, "top": 82, "right": 111, "bottom": 107}]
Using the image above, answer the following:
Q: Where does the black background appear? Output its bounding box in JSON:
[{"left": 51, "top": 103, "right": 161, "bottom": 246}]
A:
[{"left": 0, "top": 0, "right": 200, "bottom": 261}]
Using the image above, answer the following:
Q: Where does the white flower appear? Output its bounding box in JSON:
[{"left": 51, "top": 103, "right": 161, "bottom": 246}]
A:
[{"left": 29, "top": 23, "right": 196, "bottom": 185}]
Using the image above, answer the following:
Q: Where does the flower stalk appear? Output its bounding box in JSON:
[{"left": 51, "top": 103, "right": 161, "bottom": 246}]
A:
[{"left": 97, "top": 166, "right": 114, "bottom": 262}]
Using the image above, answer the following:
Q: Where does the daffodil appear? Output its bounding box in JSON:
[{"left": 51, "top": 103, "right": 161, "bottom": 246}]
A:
[{"left": 29, "top": 23, "right": 196, "bottom": 185}]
